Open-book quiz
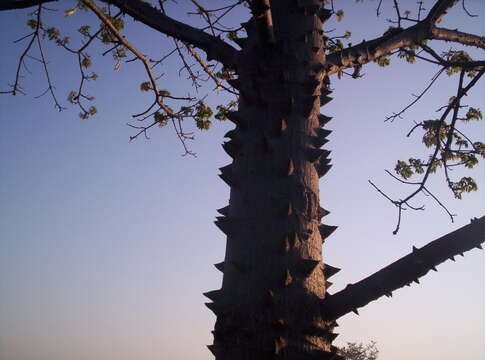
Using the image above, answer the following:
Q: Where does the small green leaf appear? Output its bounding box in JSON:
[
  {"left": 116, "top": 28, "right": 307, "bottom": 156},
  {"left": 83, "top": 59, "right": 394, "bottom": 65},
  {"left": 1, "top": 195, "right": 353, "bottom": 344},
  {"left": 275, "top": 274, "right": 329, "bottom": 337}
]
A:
[
  {"left": 140, "top": 82, "right": 151, "bottom": 91},
  {"left": 65, "top": 7, "right": 77, "bottom": 16},
  {"left": 335, "top": 10, "right": 344, "bottom": 22}
]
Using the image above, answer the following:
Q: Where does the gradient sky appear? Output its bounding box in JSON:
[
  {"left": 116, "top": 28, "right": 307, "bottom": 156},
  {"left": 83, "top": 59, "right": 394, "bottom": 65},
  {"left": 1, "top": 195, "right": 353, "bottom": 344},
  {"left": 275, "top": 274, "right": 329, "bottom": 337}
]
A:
[{"left": 0, "top": 1, "right": 484, "bottom": 360}]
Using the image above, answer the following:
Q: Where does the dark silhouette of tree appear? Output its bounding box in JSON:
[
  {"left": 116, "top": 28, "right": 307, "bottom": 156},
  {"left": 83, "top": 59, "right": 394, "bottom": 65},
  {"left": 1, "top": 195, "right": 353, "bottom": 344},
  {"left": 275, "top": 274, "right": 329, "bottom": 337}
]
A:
[{"left": 1, "top": 1, "right": 484, "bottom": 359}]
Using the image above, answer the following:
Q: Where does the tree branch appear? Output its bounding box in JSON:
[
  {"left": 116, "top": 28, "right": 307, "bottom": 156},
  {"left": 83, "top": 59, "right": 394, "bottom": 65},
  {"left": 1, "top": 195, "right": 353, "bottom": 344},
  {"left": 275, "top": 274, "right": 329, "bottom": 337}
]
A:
[
  {"left": 431, "top": 26, "right": 485, "bottom": 49},
  {"left": 326, "top": 0, "right": 484, "bottom": 75},
  {"left": 321, "top": 215, "right": 485, "bottom": 321},
  {"left": 101, "top": 0, "right": 239, "bottom": 68},
  {"left": 0, "top": 0, "right": 56, "bottom": 11}
]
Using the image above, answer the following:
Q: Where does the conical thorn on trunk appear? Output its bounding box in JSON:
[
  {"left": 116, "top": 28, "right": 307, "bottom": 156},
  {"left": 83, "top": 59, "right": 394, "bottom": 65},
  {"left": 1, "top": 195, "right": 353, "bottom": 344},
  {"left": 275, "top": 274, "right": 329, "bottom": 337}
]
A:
[
  {"left": 217, "top": 205, "right": 229, "bottom": 216},
  {"left": 318, "top": 114, "right": 333, "bottom": 126},
  {"left": 287, "top": 159, "right": 295, "bottom": 176},
  {"left": 318, "top": 206, "right": 331, "bottom": 219},
  {"left": 214, "top": 262, "right": 224, "bottom": 272},
  {"left": 219, "top": 164, "right": 237, "bottom": 186},
  {"left": 305, "top": 148, "right": 328, "bottom": 163},
  {"left": 297, "top": 259, "right": 320, "bottom": 276},
  {"left": 320, "top": 95, "right": 333, "bottom": 106},
  {"left": 203, "top": 289, "right": 222, "bottom": 302},
  {"left": 318, "top": 8, "right": 332, "bottom": 22},
  {"left": 283, "top": 269, "right": 293, "bottom": 287},
  {"left": 214, "top": 217, "right": 235, "bottom": 236},
  {"left": 315, "top": 162, "right": 332, "bottom": 178},
  {"left": 222, "top": 140, "right": 240, "bottom": 158},
  {"left": 319, "top": 224, "right": 338, "bottom": 239},
  {"left": 323, "top": 263, "right": 341, "bottom": 278}
]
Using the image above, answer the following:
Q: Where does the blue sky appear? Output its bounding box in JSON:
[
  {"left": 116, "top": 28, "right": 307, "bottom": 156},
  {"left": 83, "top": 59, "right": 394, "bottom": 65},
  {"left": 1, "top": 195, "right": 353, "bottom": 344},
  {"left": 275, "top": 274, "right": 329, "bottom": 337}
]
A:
[{"left": 0, "top": 1, "right": 484, "bottom": 359}]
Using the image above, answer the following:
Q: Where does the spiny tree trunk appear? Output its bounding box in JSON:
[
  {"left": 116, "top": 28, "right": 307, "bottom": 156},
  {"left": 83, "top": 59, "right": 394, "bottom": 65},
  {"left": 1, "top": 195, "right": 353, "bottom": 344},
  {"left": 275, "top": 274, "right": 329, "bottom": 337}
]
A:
[{"left": 205, "top": 2, "right": 342, "bottom": 359}]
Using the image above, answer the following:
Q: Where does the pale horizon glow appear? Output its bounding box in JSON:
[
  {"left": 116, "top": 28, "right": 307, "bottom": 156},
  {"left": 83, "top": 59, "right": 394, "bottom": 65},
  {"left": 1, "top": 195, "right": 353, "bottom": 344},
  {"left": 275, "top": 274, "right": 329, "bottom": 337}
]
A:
[{"left": 0, "top": 1, "right": 484, "bottom": 360}]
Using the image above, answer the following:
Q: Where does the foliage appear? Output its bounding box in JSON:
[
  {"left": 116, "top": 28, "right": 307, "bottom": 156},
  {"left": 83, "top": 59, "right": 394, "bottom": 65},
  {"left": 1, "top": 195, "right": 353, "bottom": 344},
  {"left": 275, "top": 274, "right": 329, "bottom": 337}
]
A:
[{"left": 338, "top": 341, "right": 379, "bottom": 360}]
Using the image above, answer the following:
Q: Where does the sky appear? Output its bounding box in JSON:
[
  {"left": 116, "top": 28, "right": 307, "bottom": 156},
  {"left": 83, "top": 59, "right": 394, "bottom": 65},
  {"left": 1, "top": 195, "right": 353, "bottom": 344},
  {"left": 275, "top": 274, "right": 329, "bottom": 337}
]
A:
[{"left": 0, "top": 1, "right": 484, "bottom": 360}]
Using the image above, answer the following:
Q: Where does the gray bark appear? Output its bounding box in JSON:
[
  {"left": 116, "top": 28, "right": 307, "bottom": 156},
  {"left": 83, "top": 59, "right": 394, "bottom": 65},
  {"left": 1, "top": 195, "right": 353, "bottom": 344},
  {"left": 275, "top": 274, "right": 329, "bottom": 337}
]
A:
[{"left": 206, "top": 1, "right": 342, "bottom": 359}]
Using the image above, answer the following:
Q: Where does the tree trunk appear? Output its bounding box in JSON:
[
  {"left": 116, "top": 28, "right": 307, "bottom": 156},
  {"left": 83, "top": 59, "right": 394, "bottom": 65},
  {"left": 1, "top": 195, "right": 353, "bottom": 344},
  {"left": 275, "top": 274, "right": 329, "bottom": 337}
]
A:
[{"left": 206, "top": 2, "right": 342, "bottom": 359}]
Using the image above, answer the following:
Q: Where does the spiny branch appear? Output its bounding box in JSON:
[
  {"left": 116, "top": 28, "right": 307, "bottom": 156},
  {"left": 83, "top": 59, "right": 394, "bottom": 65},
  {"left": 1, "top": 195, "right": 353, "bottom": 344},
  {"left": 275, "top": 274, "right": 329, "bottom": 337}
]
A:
[{"left": 321, "top": 215, "right": 485, "bottom": 321}]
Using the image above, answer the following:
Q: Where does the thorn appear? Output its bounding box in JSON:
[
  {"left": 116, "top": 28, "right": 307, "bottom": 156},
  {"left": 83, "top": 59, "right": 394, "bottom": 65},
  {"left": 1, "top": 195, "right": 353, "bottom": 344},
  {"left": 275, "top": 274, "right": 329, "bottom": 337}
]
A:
[
  {"left": 214, "top": 217, "right": 234, "bottom": 236},
  {"left": 325, "top": 280, "right": 333, "bottom": 289},
  {"left": 280, "top": 118, "right": 288, "bottom": 133},
  {"left": 318, "top": 8, "right": 332, "bottom": 22},
  {"left": 385, "top": 292, "right": 392, "bottom": 298},
  {"left": 287, "top": 159, "right": 295, "bottom": 176},
  {"left": 282, "top": 201, "right": 293, "bottom": 216},
  {"left": 319, "top": 224, "right": 338, "bottom": 239},
  {"left": 431, "top": 265, "right": 437, "bottom": 272},
  {"left": 315, "top": 162, "right": 332, "bottom": 178},
  {"left": 318, "top": 114, "right": 333, "bottom": 126},
  {"left": 449, "top": 256, "right": 455, "bottom": 261},
  {"left": 217, "top": 205, "right": 229, "bottom": 216},
  {"left": 205, "top": 302, "right": 221, "bottom": 315},
  {"left": 297, "top": 259, "right": 320, "bottom": 276},
  {"left": 222, "top": 140, "right": 240, "bottom": 158},
  {"left": 352, "top": 308, "right": 359, "bottom": 315},
  {"left": 281, "top": 235, "right": 291, "bottom": 253},
  {"left": 289, "top": 231, "right": 300, "bottom": 248},
  {"left": 305, "top": 148, "right": 328, "bottom": 163},
  {"left": 318, "top": 206, "right": 331, "bottom": 219},
  {"left": 413, "top": 278, "right": 420, "bottom": 284},
  {"left": 320, "top": 95, "right": 333, "bottom": 106},
  {"left": 313, "top": 128, "right": 332, "bottom": 148},
  {"left": 477, "top": 244, "right": 483, "bottom": 250},
  {"left": 203, "top": 290, "right": 221, "bottom": 301},
  {"left": 219, "top": 164, "right": 236, "bottom": 186},
  {"left": 224, "top": 129, "right": 236, "bottom": 139},
  {"left": 207, "top": 344, "right": 217, "bottom": 355},
  {"left": 458, "top": 252, "right": 464, "bottom": 257},
  {"left": 274, "top": 336, "right": 287, "bottom": 355},
  {"left": 214, "top": 262, "right": 224, "bottom": 272},
  {"left": 323, "top": 264, "right": 341, "bottom": 278},
  {"left": 283, "top": 269, "right": 293, "bottom": 286},
  {"left": 328, "top": 332, "right": 339, "bottom": 341}
]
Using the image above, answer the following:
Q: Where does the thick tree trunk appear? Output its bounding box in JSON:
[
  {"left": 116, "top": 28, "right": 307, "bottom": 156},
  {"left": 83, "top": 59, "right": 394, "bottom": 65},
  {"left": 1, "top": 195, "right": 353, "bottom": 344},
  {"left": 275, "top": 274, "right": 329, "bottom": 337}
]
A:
[{"left": 206, "top": 2, "right": 342, "bottom": 359}]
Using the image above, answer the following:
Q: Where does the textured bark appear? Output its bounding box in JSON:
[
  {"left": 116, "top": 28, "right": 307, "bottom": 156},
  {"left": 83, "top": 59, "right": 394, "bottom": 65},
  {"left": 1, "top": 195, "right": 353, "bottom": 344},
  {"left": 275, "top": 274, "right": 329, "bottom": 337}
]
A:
[
  {"left": 206, "top": 1, "right": 342, "bottom": 359},
  {"left": 321, "top": 216, "right": 485, "bottom": 321}
]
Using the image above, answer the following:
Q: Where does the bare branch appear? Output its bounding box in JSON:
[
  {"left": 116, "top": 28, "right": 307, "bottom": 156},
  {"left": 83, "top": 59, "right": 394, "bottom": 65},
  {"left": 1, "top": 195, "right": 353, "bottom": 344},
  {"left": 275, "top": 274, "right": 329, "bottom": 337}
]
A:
[{"left": 100, "top": 0, "right": 240, "bottom": 68}]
